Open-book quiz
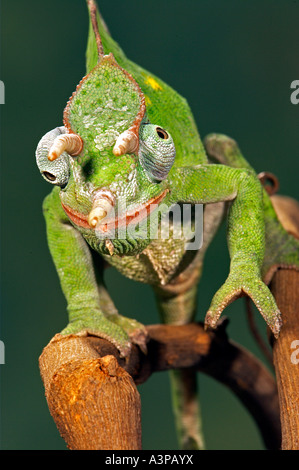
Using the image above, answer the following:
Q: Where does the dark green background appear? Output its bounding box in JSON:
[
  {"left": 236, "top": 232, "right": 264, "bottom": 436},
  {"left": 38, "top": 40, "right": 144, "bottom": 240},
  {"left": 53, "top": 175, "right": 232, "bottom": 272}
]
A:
[{"left": 1, "top": 0, "right": 299, "bottom": 450}]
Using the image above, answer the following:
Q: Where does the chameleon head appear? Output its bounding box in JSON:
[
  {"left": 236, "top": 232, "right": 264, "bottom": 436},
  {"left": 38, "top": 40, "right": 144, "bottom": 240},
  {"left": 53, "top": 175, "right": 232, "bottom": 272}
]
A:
[{"left": 35, "top": 1, "right": 176, "bottom": 255}]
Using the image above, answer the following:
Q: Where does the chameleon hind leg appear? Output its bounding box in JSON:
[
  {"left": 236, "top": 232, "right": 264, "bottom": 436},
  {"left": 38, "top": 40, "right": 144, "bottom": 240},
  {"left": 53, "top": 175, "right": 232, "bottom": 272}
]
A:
[{"left": 154, "top": 281, "right": 205, "bottom": 450}]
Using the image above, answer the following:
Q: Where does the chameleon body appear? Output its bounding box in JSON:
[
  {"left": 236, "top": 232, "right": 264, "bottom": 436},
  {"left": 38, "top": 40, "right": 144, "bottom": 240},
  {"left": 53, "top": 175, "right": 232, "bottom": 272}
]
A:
[{"left": 36, "top": 0, "right": 299, "bottom": 449}]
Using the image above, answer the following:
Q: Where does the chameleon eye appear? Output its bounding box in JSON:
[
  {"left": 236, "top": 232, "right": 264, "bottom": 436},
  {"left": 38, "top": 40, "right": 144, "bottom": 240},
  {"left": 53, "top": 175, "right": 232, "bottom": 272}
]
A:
[
  {"left": 43, "top": 171, "right": 56, "bottom": 182},
  {"left": 139, "top": 123, "right": 176, "bottom": 182},
  {"left": 156, "top": 127, "right": 169, "bottom": 140},
  {"left": 36, "top": 128, "right": 71, "bottom": 188}
]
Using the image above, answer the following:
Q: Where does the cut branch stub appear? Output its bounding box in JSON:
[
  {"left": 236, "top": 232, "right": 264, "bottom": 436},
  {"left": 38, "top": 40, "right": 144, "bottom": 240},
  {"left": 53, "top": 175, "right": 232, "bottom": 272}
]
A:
[{"left": 39, "top": 335, "right": 141, "bottom": 450}]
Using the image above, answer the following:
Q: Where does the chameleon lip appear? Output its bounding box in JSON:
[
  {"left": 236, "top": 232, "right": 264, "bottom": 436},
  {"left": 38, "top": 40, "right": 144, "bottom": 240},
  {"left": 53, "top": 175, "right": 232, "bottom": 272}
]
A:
[
  {"left": 61, "top": 203, "right": 91, "bottom": 229},
  {"left": 61, "top": 189, "right": 169, "bottom": 231}
]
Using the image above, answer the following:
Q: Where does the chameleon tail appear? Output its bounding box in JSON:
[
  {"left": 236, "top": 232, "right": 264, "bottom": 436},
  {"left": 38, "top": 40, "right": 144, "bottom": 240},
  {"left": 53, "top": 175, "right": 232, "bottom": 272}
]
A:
[
  {"left": 154, "top": 284, "right": 205, "bottom": 450},
  {"left": 169, "top": 369, "right": 205, "bottom": 450}
]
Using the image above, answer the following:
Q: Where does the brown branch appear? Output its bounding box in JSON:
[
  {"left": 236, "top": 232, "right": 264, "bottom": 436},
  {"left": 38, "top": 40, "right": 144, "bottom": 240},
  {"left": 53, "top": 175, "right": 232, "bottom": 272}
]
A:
[
  {"left": 269, "top": 194, "right": 299, "bottom": 450},
  {"left": 271, "top": 269, "right": 299, "bottom": 450},
  {"left": 39, "top": 321, "right": 280, "bottom": 450}
]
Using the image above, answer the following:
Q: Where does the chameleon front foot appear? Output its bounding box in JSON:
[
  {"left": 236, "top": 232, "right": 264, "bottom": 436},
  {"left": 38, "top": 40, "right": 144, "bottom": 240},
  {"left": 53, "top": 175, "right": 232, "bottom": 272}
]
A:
[
  {"left": 205, "top": 270, "right": 282, "bottom": 338},
  {"left": 60, "top": 313, "right": 131, "bottom": 357}
]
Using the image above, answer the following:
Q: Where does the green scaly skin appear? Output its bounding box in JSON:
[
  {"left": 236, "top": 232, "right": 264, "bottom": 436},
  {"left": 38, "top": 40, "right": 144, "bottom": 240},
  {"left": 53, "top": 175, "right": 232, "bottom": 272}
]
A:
[{"left": 36, "top": 1, "right": 299, "bottom": 450}]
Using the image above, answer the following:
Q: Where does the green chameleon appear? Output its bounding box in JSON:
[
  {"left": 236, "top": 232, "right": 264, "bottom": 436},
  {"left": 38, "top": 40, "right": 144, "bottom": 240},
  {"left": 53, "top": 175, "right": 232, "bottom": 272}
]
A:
[{"left": 36, "top": 0, "right": 299, "bottom": 449}]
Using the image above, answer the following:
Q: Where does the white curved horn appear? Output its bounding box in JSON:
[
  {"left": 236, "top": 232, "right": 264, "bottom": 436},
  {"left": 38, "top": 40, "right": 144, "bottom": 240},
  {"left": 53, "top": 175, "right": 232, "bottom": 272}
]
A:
[
  {"left": 113, "top": 130, "right": 138, "bottom": 157},
  {"left": 48, "top": 133, "right": 83, "bottom": 161},
  {"left": 88, "top": 190, "right": 115, "bottom": 228}
]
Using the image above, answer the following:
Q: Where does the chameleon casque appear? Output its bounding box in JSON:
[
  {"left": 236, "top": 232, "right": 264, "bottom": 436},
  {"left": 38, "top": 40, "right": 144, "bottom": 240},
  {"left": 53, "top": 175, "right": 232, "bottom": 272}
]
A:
[{"left": 36, "top": 0, "right": 299, "bottom": 449}]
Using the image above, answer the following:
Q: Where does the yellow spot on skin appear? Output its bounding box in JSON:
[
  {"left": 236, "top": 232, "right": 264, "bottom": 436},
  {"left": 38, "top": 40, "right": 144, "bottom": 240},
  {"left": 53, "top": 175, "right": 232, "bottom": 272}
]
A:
[
  {"left": 145, "top": 76, "right": 162, "bottom": 91},
  {"left": 145, "top": 95, "right": 152, "bottom": 106}
]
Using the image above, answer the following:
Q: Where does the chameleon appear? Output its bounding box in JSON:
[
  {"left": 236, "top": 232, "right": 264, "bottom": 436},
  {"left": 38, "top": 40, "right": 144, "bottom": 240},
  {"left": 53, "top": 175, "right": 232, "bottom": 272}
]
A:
[{"left": 35, "top": 0, "right": 299, "bottom": 449}]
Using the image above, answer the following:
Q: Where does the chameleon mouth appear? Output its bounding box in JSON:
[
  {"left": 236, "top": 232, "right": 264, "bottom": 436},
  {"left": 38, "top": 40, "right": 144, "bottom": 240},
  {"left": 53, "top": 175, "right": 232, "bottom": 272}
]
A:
[{"left": 61, "top": 189, "right": 169, "bottom": 232}]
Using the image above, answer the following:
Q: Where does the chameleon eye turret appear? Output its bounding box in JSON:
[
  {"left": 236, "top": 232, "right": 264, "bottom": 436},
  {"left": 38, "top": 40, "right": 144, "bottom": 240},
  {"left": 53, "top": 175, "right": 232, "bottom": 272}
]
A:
[
  {"left": 36, "top": 127, "right": 70, "bottom": 187},
  {"left": 138, "top": 123, "right": 176, "bottom": 182}
]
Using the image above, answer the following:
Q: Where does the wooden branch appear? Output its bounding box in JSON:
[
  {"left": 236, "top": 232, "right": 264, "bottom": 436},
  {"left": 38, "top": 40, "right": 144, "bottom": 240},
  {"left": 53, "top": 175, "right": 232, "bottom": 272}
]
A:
[
  {"left": 39, "top": 321, "right": 280, "bottom": 450},
  {"left": 271, "top": 269, "right": 299, "bottom": 450},
  {"left": 269, "top": 194, "right": 299, "bottom": 450}
]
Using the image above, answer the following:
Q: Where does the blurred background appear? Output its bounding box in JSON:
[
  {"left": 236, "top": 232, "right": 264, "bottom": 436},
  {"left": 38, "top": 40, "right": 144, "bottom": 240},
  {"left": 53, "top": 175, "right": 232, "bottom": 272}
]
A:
[{"left": 1, "top": 0, "right": 298, "bottom": 450}]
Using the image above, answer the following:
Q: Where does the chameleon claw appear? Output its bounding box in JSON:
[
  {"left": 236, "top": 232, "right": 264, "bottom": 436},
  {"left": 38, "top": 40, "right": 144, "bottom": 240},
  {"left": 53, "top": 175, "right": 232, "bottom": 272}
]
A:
[
  {"left": 129, "top": 328, "right": 148, "bottom": 355},
  {"left": 204, "top": 272, "right": 283, "bottom": 338},
  {"left": 270, "top": 314, "right": 283, "bottom": 339},
  {"left": 105, "top": 314, "right": 149, "bottom": 355},
  {"left": 60, "top": 319, "right": 132, "bottom": 358}
]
